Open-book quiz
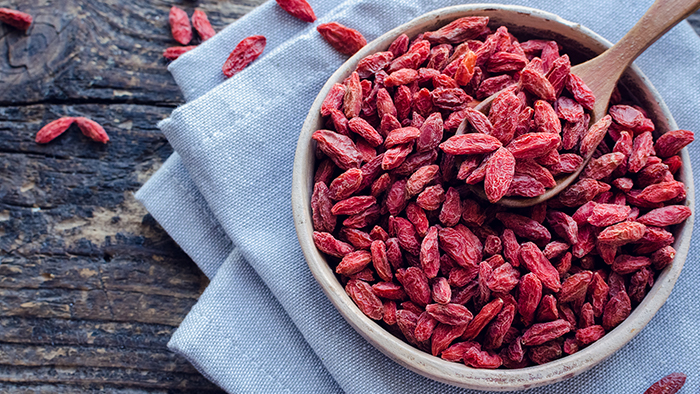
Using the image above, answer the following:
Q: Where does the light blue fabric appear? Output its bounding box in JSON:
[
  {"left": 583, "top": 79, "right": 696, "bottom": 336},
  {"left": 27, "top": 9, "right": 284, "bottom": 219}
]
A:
[{"left": 135, "top": 0, "right": 700, "bottom": 392}]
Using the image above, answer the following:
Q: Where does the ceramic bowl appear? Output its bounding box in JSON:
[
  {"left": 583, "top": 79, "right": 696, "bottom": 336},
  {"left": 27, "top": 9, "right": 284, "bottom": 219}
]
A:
[{"left": 291, "top": 4, "right": 694, "bottom": 391}]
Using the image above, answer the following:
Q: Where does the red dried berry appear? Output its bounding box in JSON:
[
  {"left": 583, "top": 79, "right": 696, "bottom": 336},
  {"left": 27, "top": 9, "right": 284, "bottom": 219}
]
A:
[
  {"left": 655, "top": 129, "right": 694, "bottom": 158},
  {"left": 346, "top": 279, "right": 383, "bottom": 320},
  {"left": 74, "top": 117, "right": 109, "bottom": 144},
  {"left": 192, "top": 9, "right": 216, "bottom": 41},
  {"left": 222, "top": 35, "right": 266, "bottom": 78},
  {"left": 521, "top": 319, "right": 571, "bottom": 346},
  {"left": 566, "top": 73, "right": 595, "bottom": 111},
  {"left": 644, "top": 372, "right": 687, "bottom": 394},
  {"left": 439, "top": 227, "right": 480, "bottom": 270},
  {"left": 420, "top": 226, "right": 440, "bottom": 279},
  {"left": 432, "top": 277, "right": 452, "bottom": 305},
  {"left": 558, "top": 270, "right": 592, "bottom": 303},
  {"left": 602, "top": 290, "right": 631, "bottom": 331},
  {"left": 169, "top": 6, "right": 192, "bottom": 45},
  {"left": 275, "top": 0, "right": 316, "bottom": 23},
  {"left": 496, "top": 213, "right": 551, "bottom": 247},
  {"left": 439, "top": 134, "right": 503, "bottom": 155},
  {"left": 328, "top": 168, "right": 363, "bottom": 201},
  {"left": 462, "top": 298, "right": 504, "bottom": 340},
  {"left": 317, "top": 22, "right": 366, "bottom": 56},
  {"left": 431, "top": 323, "right": 468, "bottom": 356},
  {"left": 313, "top": 232, "right": 354, "bottom": 258},
  {"left": 163, "top": 46, "right": 198, "bottom": 60},
  {"left": 485, "top": 147, "right": 515, "bottom": 203},
  {"left": 519, "top": 242, "right": 561, "bottom": 292},
  {"left": 311, "top": 182, "right": 336, "bottom": 232},
  {"left": 506, "top": 133, "right": 561, "bottom": 159},
  {"left": 35, "top": 117, "right": 74, "bottom": 144},
  {"left": 313, "top": 129, "right": 362, "bottom": 170},
  {"left": 628, "top": 131, "right": 655, "bottom": 173},
  {"left": 426, "top": 303, "right": 474, "bottom": 326},
  {"left": 398, "top": 267, "right": 431, "bottom": 306},
  {"left": 423, "top": 16, "right": 489, "bottom": 44}
]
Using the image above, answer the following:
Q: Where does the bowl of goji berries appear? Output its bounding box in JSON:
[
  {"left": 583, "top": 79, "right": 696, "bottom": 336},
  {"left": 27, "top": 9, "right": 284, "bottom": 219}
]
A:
[{"left": 291, "top": 4, "right": 694, "bottom": 391}]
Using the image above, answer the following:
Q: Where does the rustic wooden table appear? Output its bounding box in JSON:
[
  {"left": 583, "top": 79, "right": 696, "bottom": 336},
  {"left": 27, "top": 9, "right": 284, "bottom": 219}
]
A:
[{"left": 0, "top": 1, "right": 699, "bottom": 392}]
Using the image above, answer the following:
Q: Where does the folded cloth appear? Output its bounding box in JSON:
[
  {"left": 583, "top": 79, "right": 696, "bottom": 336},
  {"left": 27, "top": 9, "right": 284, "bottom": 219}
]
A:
[{"left": 135, "top": 0, "right": 700, "bottom": 392}]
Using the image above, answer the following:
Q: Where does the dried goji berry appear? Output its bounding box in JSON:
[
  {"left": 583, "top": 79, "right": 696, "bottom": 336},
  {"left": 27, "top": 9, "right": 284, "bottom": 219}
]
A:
[
  {"left": 35, "top": 117, "right": 74, "bottom": 144},
  {"left": 534, "top": 100, "right": 562, "bottom": 134},
  {"left": 420, "top": 226, "right": 440, "bottom": 278},
  {"left": 644, "top": 372, "right": 687, "bottom": 394},
  {"left": 423, "top": 16, "right": 489, "bottom": 44},
  {"left": 222, "top": 35, "right": 266, "bottom": 78},
  {"left": 496, "top": 213, "right": 551, "bottom": 247},
  {"left": 628, "top": 131, "right": 655, "bottom": 173},
  {"left": 597, "top": 221, "right": 646, "bottom": 247},
  {"left": 438, "top": 227, "right": 480, "bottom": 270},
  {"left": 163, "top": 46, "right": 198, "bottom": 60},
  {"left": 431, "top": 323, "right": 468, "bottom": 356},
  {"left": 169, "top": 6, "right": 192, "bottom": 45},
  {"left": 191, "top": 9, "right": 216, "bottom": 41},
  {"left": 317, "top": 22, "right": 366, "bottom": 55},
  {"left": 485, "top": 147, "right": 515, "bottom": 203},
  {"left": 535, "top": 294, "right": 558, "bottom": 322},
  {"left": 397, "top": 266, "right": 431, "bottom": 306},
  {"left": 432, "top": 277, "right": 452, "bottom": 305},
  {"left": 74, "top": 117, "right": 109, "bottom": 143},
  {"left": 558, "top": 270, "right": 592, "bottom": 303},
  {"left": 602, "top": 290, "right": 631, "bottom": 330},
  {"left": 416, "top": 184, "right": 445, "bottom": 211},
  {"left": 506, "top": 133, "right": 560, "bottom": 159},
  {"left": 343, "top": 72, "right": 363, "bottom": 119},
  {"left": 439, "top": 133, "right": 502, "bottom": 155},
  {"left": 520, "top": 69, "right": 556, "bottom": 101},
  {"left": 566, "top": 73, "right": 595, "bottom": 111},
  {"left": 521, "top": 319, "right": 571, "bottom": 346},
  {"left": 313, "top": 232, "right": 354, "bottom": 258},
  {"left": 336, "top": 250, "right": 372, "bottom": 275},
  {"left": 655, "top": 129, "right": 695, "bottom": 158},
  {"left": 320, "top": 83, "right": 346, "bottom": 117},
  {"left": 275, "top": 0, "right": 316, "bottom": 23},
  {"left": 488, "top": 90, "right": 521, "bottom": 144},
  {"left": 519, "top": 242, "right": 561, "bottom": 292},
  {"left": 346, "top": 279, "right": 383, "bottom": 320}
]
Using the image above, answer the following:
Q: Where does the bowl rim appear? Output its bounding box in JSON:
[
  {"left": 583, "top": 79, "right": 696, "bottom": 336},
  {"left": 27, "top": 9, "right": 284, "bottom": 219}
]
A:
[{"left": 291, "top": 4, "right": 695, "bottom": 391}]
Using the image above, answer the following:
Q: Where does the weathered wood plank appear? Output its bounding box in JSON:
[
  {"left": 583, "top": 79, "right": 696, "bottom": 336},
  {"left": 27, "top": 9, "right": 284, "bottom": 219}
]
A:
[
  {"left": 0, "top": 252, "right": 205, "bottom": 298},
  {"left": 0, "top": 287, "right": 197, "bottom": 326},
  {"left": 0, "top": 0, "right": 264, "bottom": 107},
  {"left": 0, "top": 343, "right": 197, "bottom": 373},
  {"left": 0, "top": 317, "right": 174, "bottom": 349},
  {"left": 0, "top": 384, "right": 177, "bottom": 394},
  {"left": 0, "top": 365, "right": 221, "bottom": 391}
]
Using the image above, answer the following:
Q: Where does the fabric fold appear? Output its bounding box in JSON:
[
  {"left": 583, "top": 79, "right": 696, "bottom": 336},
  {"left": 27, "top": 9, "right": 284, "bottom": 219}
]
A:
[
  {"left": 169, "top": 249, "right": 342, "bottom": 393},
  {"left": 137, "top": 0, "right": 700, "bottom": 392}
]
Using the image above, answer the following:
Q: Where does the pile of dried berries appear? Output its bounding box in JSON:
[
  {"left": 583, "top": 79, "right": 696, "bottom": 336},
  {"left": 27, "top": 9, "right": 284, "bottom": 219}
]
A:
[{"left": 311, "top": 17, "right": 694, "bottom": 369}]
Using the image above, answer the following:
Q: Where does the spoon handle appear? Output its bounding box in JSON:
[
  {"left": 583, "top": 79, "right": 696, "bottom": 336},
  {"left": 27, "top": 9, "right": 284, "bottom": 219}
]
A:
[{"left": 583, "top": 0, "right": 700, "bottom": 95}]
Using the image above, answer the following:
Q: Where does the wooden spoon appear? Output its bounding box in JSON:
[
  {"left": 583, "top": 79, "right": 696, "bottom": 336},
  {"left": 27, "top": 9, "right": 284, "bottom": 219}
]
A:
[{"left": 465, "top": 0, "right": 700, "bottom": 208}]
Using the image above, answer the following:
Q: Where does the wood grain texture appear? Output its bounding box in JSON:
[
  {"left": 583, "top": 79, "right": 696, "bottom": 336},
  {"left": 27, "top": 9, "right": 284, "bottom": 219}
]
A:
[
  {"left": 0, "top": 0, "right": 265, "bottom": 392},
  {"left": 0, "top": 0, "right": 697, "bottom": 392}
]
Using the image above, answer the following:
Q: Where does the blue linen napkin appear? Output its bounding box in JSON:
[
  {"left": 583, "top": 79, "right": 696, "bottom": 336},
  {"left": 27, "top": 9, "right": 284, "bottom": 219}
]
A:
[{"left": 135, "top": 0, "right": 700, "bottom": 392}]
